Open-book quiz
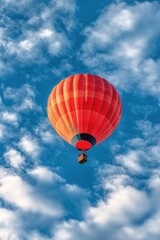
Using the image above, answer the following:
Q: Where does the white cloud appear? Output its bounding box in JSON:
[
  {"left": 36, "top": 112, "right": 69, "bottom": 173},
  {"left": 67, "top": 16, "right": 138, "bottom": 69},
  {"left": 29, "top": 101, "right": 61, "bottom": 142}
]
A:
[
  {"left": 87, "top": 186, "right": 149, "bottom": 226},
  {"left": 40, "top": 130, "right": 56, "bottom": 143},
  {"left": 11, "top": 27, "right": 68, "bottom": 59},
  {"left": 148, "top": 170, "right": 160, "bottom": 196},
  {"left": 19, "top": 39, "right": 34, "bottom": 51},
  {"left": 28, "top": 166, "right": 64, "bottom": 183},
  {"left": 0, "top": 208, "right": 22, "bottom": 240},
  {"left": 27, "top": 231, "right": 51, "bottom": 240},
  {"left": 0, "top": 1, "right": 160, "bottom": 239},
  {"left": 52, "top": 186, "right": 151, "bottom": 240},
  {"left": 51, "top": 119, "right": 160, "bottom": 240},
  {"left": 104, "top": 174, "right": 132, "bottom": 192},
  {"left": 127, "top": 137, "right": 146, "bottom": 148},
  {"left": 51, "top": 161, "right": 160, "bottom": 240},
  {"left": 114, "top": 120, "right": 160, "bottom": 174},
  {"left": 115, "top": 150, "right": 143, "bottom": 173},
  {"left": 35, "top": 119, "right": 64, "bottom": 145},
  {"left": 18, "top": 134, "right": 41, "bottom": 158},
  {"left": 0, "top": 166, "right": 91, "bottom": 239},
  {"left": 96, "top": 165, "right": 132, "bottom": 192},
  {"left": 2, "top": 111, "right": 19, "bottom": 126},
  {"left": 136, "top": 121, "right": 160, "bottom": 161},
  {"left": 114, "top": 211, "right": 160, "bottom": 240},
  {"left": 39, "top": 28, "right": 53, "bottom": 39},
  {"left": 81, "top": 1, "right": 160, "bottom": 99},
  {"left": 3, "top": 84, "right": 38, "bottom": 112},
  {"left": 0, "top": 0, "right": 76, "bottom": 66},
  {"left": 53, "top": 220, "right": 89, "bottom": 240},
  {"left": 0, "top": 168, "right": 63, "bottom": 217},
  {"left": 3, "top": 148, "right": 25, "bottom": 169}
]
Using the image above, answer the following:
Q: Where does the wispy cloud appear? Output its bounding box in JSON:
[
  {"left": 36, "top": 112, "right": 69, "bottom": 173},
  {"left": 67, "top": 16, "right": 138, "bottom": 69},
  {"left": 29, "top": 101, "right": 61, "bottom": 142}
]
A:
[
  {"left": 0, "top": 123, "right": 5, "bottom": 140},
  {"left": 1, "top": 111, "right": 19, "bottom": 126},
  {"left": 3, "top": 84, "right": 39, "bottom": 112},
  {"left": 35, "top": 119, "right": 65, "bottom": 146},
  {"left": 0, "top": 0, "right": 76, "bottom": 71},
  {"left": 18, "top": 134, "right": 41, "bottom": 159},
  {"left": 115, "top": 150, "right": 144, "bottom": 173},
  {"left": 81, "top": 1, "right": 160, "bottom": 99},
  {"left": 3, "top": 148, "right": 25, "bottom": 169}
]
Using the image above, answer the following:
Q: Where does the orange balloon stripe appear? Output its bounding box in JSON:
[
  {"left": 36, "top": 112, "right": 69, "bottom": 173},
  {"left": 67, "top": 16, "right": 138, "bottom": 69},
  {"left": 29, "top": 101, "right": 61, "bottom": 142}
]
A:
[
  {"left": 63, "top": 76, "right": 79, "bottom": 134},
  {"left": 56, "top": 80, "right": 74, "bottom": 134},
  {"left": 48, "top": 105, "right": 69, "bottom": 142},
  {"left": 49, "top": 83, "right": 72, "bottom": 142}
]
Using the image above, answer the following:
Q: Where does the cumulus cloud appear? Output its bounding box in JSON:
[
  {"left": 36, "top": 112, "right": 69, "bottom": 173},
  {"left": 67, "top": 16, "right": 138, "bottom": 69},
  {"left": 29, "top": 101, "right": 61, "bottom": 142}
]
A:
[
  {"left": 28, "top": 166, "right": 64, "bottom": 183},
  {"left": 0, "top": 208, "right": 22, "bottom": 240},
  {"left": 52, "top": 186, "right": 151, "bottom": 240},
  {"left": 86, "top": 187, "right": 149, "bottom": 227},
  {"left": 81, "top": 1, "right": 160, "bottom": 99},
  {"left": 27, "top": 231, "right": 51, "bottom": 240},
  {"left": 3, "top": 148, "right": 25, "bottom": 169},
  {"left": 1, "top": 111, "right": 19, "bottom": 126},
  {"left": 0, "top": 168, "right": 63, "bottom": 217},
  {"left": 50, "top": 119, "right": 160, "bottom": 240},
  {"left": 51, "top": 162, "right": 160, "bottom": 240},
  {"left": 115, "top": 150, "right": 144, "bottom": 173},
  {"left": 0, "top": 0, "right": 76, "bottom": 69},
  {"left": 108, "top": 120, "right": 160, "bottom": 175},
  {"left": 0, "top": 166, "right": 91, "bottom": 238},
  {"left": 18, "top": 134, "right": 41, "bottom": 158},
  {"left": 35, "top": 119, "right": 65, "bottom": 146}
]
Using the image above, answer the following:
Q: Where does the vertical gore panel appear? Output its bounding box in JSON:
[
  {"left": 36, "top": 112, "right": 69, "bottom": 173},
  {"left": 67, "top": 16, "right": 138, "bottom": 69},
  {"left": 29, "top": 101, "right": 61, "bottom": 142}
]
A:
[
  {"left": 47, "top": 96, "right": 57, "bottom": 125},
  {"left": 87, "top": 76, "right": 104, "bottom": 134},
  {"left": 64, "top": 75, "right": 79, "bottom": 138},
  {"left": 92, "top": 85, "right": 117, "bottom": 139},
  {"left": 73, "top": 74, "right": 85, "bottom": 133},
  {"left": 50, "top": 87, "right": 61, "bottom": 120},
  {"left": 56, "top": 80, "right": 73, "bottom": 140},
  {"left": 48, "top": 87, "right": 70, "bottom": 142},
  {"left": 82, "top": 74, "right": 95, "bottom": 133},
  {"left": 90, "top": 78, "right": 113, "bottom": 137},
  {"left": 47, "top": 103, "right": 56, "bottom": 127},
  {"left": 97, "top": 96, "right": 122, "bottom": 143}
]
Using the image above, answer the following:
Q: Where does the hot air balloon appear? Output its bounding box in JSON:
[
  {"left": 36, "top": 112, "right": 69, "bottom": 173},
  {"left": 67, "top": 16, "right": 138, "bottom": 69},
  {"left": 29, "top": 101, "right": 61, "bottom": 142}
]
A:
[{"left": 47, "top": 74, "right": 122, "bottom": 164}]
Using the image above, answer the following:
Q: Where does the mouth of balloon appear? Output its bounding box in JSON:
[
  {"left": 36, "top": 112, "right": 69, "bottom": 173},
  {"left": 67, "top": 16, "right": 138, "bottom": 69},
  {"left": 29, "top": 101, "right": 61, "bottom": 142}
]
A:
[
  {"left": 76, "top": 140, "right": 92, "bottom": 151},
  {"left": 71, "top": 133, "right": 96, "bottom": 151}
]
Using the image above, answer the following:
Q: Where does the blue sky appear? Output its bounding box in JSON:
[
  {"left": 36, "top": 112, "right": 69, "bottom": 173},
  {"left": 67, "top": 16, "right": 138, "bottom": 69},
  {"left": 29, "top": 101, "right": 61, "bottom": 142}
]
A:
[{"left": 0, "top": 0, "right": 160, "bottom": 239}]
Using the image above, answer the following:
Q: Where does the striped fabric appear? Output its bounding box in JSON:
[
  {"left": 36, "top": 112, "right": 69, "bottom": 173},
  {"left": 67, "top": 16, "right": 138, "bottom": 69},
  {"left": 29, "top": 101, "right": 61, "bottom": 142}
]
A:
[{"left": 47, "top": 74, "right": 122, "bottom": 151}]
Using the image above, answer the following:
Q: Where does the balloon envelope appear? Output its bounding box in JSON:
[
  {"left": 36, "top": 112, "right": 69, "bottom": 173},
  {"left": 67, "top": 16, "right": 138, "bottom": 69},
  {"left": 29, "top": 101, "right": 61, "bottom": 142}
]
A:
[{"left": 47, "top": 74, "right": 122, "bottom": 151}]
